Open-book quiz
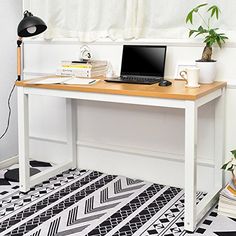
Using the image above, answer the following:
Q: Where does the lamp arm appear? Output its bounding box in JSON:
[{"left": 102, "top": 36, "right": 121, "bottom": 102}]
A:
[{"left": 17, "top": 37, "right": 22, "bottom": 81}]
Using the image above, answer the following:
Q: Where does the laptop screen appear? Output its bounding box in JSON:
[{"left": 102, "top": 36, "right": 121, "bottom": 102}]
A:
[{"left": 120, "top": 45, "right": 167, "bottom": 77}]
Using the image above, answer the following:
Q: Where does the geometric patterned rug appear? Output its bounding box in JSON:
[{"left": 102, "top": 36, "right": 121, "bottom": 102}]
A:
[
  {"left": 0, "top": 167, "right": 236, "bottom": 236},
  {"left": 0, "top": 161, "right": 53, "bottom": 198}
]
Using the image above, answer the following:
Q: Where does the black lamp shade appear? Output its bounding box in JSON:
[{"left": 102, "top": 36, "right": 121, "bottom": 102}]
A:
[{"left": 17, "top": 11, "right": 47, "bottom": 37}]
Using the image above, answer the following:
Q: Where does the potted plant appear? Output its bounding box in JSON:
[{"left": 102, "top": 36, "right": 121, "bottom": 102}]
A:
[
  {"left": 186, "top": 3, "right": 228, "bottom": 84},
  {"left": 222, "top": 149, "right": 236, "bottom": 186}
]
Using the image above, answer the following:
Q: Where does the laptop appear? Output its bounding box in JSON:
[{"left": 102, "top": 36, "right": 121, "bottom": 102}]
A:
[{"left": 105, "top": 45, "right": 167, "bottom": 85}]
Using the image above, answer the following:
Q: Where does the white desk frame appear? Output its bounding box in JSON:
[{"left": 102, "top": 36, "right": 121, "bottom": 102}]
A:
[{"left": 17, "top": 86, "right": 225, "bottom": 232}]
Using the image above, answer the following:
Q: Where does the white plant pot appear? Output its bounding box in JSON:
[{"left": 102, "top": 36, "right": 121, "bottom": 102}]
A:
[{"left": 196, "top": 61, "right": 216, "bottom": 84}]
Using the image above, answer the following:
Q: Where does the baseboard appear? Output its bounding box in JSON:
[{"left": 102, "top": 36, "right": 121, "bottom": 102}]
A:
[
  {"left": 29, "top": 135, "right": 214, "bottom": 168},
  {"left": 0, "top": 155, "right": 18, "bottom": 169}
]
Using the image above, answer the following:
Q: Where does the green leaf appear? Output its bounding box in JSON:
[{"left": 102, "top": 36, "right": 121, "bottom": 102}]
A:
[
  {"left": 186, "top": 11, "right": 193, "bottom": 24},
  {"left": 193, "top": 26, "right": 208, "bottom": 37},
  {"left": 221, "top": 37, "right": 228, "bottom": 43},
  {"left": 198, "top": 26, "right": 208, "bottom": 33},
  {"left": 208, "top": 5, "right": 221, "bottom": 19},
  {"left": 204, "top": 36, "right": 215, "bottom": 47},
  {"left": 221, "top": 36, "right": 229, "bottom": 40},
  {"left": 218, "top": 34, "right": 228, "bottom": 44},
  {"left": 222, "top": 161, "right": 230, "bottom": 170},
  {"left": 189, "top": 29, "right": 197, "bottom": 37},
  {"left": 198, "top": 26, "right": 203, "bottom": 31},
  {"left": 196, "top": 3, "right": 208, "bottom": 10},
  {"left": 221, "top": 38, "right": 225, "bottom": 43},
  {"left": 231, "top": 149, "right": 236, "bottom": 158},
  {"left": 228, "top": 164, "right": 234, "bottom": 171},
  {"left": 211, "top": 8, "right": 216, "bottom": 18},
  {"left": 209, "top": 29, "right": 216, "bottom": 35},
  {"left": 216, "top": 37, "right": 222, "bottom": 48},
  {"left": 195, "top": 31, "right": 205, "bottom": 37},
  {"left": 186, "top": 3, "right": 208, "bottom": 24},
  {"left": 204, "top": 38, "right": 209, "bottom": 44}
]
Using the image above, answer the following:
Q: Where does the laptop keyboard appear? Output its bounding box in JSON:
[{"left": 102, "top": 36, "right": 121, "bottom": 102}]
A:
[{"left": 120, "top": 76, "right": 162, "bottom": 84}]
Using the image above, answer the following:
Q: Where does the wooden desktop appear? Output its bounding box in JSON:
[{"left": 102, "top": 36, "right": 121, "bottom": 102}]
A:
[{"left": 16, "top": 76, "right": 226, "bottom": 100}]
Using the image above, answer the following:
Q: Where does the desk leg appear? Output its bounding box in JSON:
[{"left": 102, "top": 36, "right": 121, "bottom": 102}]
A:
[
  {"left": 66, "top": 98, "right": 77, "bottom": 168},
  {"left": 214, "top": 88, "right": 225, "bottom": 189},
  {"left": 184, "top": 101, "right": 198, "bottom": 232},
  {"left": 18, "top": 87, "right": 30, "bottom": 193}
]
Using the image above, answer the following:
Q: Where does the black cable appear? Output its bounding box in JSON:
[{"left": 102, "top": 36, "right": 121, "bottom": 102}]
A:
[{"left": 0, "top": 79, "right": 17, "bottom": 140}]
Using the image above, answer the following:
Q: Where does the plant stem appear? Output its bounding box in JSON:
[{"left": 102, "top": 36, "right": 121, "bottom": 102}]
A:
[
  {"left": 232, "top": 171, "right": 236, "bottom": 186},
  {"left": 197, "top": 12, "right": 209, "bottom": 29},
  {"left": 232, "top": 170, "right": 235, "bottom": 179}
]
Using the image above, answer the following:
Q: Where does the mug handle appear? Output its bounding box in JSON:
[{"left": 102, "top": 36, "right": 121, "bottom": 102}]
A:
[{"left": 179, "top": 70, "right": 187, "bottom": 82}]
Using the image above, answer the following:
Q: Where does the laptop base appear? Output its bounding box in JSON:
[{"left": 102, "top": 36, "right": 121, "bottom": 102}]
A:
[{"left": 105, "top": 77, "right": 162, "bottom": 85}]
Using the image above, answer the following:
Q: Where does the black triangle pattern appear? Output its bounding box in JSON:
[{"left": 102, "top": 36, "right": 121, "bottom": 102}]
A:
[
  {"left": 112, "top": 187, "right": 182, "bottom": 236},
  {"left": 0, "top": 169, "right": 85, "bottom": 219},
  {"left": 214, "top": 232, "right": 236, "bottom": 236}
]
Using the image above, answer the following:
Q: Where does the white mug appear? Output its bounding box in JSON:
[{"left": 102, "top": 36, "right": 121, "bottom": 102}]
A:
[{"left": 180, "top": 67, "right": 200, "bottom": 88}]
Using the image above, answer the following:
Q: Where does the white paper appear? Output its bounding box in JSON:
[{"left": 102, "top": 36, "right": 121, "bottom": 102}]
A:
[
  {"left": 64, "top": 78, "right": 99, "bottom": 85},
  {"left": 28, "top": 77, "right": 100, "bottom": 85},
  {"left": 29, "top": 77, "right": 70, "bottom": 84}
]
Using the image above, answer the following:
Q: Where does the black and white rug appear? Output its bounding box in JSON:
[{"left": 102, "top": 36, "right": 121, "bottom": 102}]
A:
[
  {"left": 0, "top": 166, "right": 236, "bottom": 236},
  {"left": 0, "top": 160, "right": 53, "bottom": 198}
]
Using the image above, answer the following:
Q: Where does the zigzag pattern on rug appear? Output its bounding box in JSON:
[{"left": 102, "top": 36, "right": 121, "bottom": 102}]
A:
[{"left": 0, "top": 167, "right": 236, "bottom": 236}]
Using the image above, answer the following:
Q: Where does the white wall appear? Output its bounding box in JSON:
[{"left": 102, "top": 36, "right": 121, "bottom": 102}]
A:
[
  {"left": 0, "top": 1, "right": 22, "bottom": 161},
  {"left": 22, "top": 40, "right": 236, "bottom": 192}
]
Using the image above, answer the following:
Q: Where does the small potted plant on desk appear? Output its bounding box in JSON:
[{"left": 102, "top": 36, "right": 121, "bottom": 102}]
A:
[
  {"left": 218, "top": 150, "right": 236, "bottom": 218},
  {"left": 186, "top": 3, "right": 228, "bottom": 84},
  {"left": 222, "top": 150, "right": 236, "bottom": 186}
]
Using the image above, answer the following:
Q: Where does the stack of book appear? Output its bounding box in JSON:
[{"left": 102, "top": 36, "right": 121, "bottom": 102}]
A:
[
  {"left": 218, "top": 179, "right": 236, "bottom": 219},
  {"left": 57, "top": 60, "right": 108, "bottom": 77}
]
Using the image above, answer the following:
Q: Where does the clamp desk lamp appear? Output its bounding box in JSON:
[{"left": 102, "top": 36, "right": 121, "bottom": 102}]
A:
[
  {"left": 4, "top": 10, "right": 47, "bottom": 183},
  {"left": 17, "top": 10, "right": 47, "bottom": 81}
]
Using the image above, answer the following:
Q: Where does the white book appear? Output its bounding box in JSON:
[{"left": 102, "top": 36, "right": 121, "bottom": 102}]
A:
[
  {"left": 56, "top": 67, "right": 107, "bottom": 77},
  {"left": 61, "top": 60, "right": 107, "bottom": 68},
  {"left": 218, "top": 202, "right": 236, "bottom": 212},
  {"left": 218, "top": 209, "right": 236, "bottom": 219},
  {"left": 57, "top": 68, "right": 91, "bottom": 77}
]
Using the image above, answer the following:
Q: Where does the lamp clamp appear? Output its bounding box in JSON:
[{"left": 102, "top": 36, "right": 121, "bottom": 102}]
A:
[
  {"left": 23, "top": 10, "right": 33, "bottom": 18},
  {"left": 17, "top": 38, "right": 22, "bottom": 47}
]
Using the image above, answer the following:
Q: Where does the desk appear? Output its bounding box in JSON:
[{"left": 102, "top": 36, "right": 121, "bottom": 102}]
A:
[{"left": 16, "top": 77, "right": 226, "bottom": 231}]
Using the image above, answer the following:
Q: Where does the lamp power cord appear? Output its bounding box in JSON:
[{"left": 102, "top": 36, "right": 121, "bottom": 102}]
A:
[{"left": 0, "top": 79, "right": 17, "bottom": 140}]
